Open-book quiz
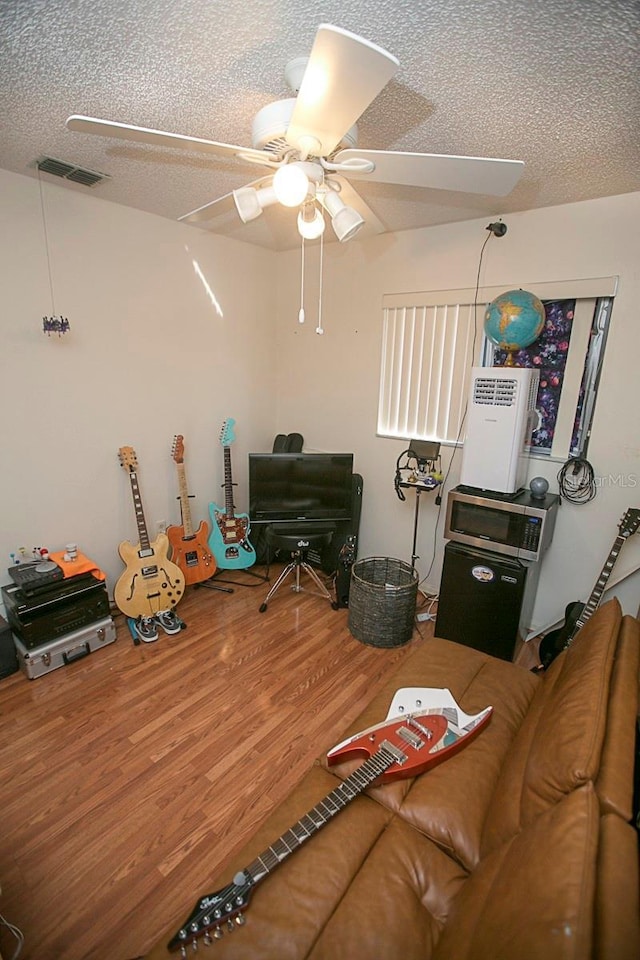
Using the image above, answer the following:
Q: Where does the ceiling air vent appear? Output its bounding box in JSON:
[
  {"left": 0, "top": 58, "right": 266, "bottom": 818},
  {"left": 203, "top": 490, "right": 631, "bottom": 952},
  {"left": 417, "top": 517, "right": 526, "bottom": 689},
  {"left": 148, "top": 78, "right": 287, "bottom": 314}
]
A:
[{"left": 36, "top": 156, "right": 110, "bottom": 187}]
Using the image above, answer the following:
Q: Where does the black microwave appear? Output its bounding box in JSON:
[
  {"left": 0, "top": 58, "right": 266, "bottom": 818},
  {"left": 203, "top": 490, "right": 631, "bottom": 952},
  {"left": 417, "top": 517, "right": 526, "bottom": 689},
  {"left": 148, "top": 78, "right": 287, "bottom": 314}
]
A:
[{"left": 444, "top": 487, "right": 559, "bottom": 561}]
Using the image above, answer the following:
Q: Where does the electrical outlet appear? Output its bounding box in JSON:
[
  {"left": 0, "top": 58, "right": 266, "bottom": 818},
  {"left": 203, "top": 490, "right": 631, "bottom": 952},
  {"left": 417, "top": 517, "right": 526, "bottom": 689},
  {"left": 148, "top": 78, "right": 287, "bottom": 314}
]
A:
[{"left": 156, "top": 520, "right": 167, "bottom": 534}]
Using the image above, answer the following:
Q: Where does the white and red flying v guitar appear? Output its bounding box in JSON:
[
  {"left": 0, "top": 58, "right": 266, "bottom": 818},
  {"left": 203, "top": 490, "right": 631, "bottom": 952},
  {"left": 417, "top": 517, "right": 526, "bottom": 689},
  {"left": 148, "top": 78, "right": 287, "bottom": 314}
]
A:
[
  {"left": 167, "top": 690, "right": 492, "bottom": 954},
  {"left": 208, "top": 418, "right": 256, "bottom": 570},
  {"left": 167, "top": 435, "right": 217, "bottom": 586}
]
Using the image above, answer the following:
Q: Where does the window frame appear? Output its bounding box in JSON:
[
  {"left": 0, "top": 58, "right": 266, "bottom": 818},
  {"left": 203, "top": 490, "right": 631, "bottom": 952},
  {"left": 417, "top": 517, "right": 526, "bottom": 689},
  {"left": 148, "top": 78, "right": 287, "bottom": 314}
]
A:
[{"left": 378, "top": 276, "right": 617, "bottom": 462}]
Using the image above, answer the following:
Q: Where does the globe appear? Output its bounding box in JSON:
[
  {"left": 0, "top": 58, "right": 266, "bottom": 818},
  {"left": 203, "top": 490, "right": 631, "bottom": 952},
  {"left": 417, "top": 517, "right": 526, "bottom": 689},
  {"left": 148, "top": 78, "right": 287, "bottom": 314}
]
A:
[{"left": 484, "top": 289, "right": 545, "bottom": 362}]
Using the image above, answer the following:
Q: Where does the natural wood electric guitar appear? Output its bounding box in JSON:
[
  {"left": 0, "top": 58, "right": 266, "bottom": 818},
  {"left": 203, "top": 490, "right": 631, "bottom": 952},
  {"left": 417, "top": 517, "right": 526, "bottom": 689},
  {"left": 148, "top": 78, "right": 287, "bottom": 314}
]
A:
[
  {"left": 166, "top": 435, "right": 217, "bottom": 585},
  {"left": 208, "top": 418, "right": 256, "bottom": 570},
  {"left": 115, "top": 446, "right": 185, "bottom": 618},
  {"left": 537, "top": 507, "right": 640, "bottom": 670},
  {"left": 167, "top": 693, "right": 492, "bottom": 954}
]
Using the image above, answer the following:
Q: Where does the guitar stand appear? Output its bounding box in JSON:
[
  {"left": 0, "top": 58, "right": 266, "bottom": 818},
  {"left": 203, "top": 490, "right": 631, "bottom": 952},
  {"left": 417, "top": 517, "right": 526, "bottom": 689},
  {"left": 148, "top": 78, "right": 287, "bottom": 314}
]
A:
[
  {"left": 205, "top": 567, "right": 269, "bottom": 589},
  {"left": 196, "top": 576, "right": 235, "bottom": 594}
]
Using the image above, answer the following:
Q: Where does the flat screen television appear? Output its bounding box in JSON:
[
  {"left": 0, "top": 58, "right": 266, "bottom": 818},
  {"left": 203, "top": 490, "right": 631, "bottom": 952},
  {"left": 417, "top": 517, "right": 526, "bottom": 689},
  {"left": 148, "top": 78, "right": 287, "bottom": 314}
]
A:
[{"left": 248, "top": 453, "right": 354, "bottom": 524}]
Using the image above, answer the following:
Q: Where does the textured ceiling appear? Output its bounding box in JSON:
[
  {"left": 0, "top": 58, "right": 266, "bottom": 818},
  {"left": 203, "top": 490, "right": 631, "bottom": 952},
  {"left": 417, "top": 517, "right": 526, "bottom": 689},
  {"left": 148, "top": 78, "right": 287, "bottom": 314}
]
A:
[{"left": 2, "top": 0, "right": 639, "bottom": 250}]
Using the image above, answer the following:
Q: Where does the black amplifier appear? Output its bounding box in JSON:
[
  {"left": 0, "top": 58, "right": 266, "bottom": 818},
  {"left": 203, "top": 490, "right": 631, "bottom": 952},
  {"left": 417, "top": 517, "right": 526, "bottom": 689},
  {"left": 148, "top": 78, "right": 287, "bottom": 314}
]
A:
[{"left": 1, "top": 576, "right": 111, "bottom": 650}]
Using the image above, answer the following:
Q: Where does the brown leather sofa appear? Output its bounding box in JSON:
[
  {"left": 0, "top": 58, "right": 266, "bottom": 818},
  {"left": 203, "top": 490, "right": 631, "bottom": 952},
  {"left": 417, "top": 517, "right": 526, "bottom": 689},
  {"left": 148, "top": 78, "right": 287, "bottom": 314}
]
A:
[{"left": 146, "top": 598, "right": 640, "bottom": 959}]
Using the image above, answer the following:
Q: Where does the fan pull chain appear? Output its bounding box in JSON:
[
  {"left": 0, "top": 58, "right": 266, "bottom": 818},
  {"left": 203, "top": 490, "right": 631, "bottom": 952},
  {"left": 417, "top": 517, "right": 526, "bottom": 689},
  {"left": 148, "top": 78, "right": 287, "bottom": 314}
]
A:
[
  {"left": 316, "top": 228, "right": 324, "bottom": 335},
  {"left": 298, "top": 236, "right": 305, "bottom": 324}
]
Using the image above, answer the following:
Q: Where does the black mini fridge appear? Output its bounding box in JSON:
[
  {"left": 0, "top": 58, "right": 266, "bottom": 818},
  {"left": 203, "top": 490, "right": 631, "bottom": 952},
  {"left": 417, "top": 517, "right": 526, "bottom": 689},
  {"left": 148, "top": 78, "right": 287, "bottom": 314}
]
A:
[{"left": 435, "top": 541, "right": 541, "bottom": 660}]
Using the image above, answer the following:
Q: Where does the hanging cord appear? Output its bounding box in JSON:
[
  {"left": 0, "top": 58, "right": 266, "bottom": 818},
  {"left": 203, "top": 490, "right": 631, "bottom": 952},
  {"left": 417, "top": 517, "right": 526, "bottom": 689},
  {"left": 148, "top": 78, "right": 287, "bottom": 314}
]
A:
[
  {"left": 38, "top": 169, "right": 57, "bottom": 315},
  {"left": 417, "top": 227, "right": 497, "bottom": 589},
  {"left": 393, "top": 449, "right": 413, "bottom": 500},
  {"left": 316, "top": 226, "right": 324, "bottom": 335},
  {"left": 0, "top": 910, "right": 24, "bottom": 959},
  {"left": 298, "top": 236, "right": 305, "bottom": 323},
  {"left": 557, "top": 457, "right": 596, "bottom": 503}
]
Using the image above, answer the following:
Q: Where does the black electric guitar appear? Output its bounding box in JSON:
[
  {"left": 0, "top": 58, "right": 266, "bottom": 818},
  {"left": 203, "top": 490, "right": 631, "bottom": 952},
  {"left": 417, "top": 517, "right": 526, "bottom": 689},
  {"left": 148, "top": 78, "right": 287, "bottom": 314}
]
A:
[
  {"left": 115, "top": 446, "right": 185, "bottom": 618},
  {"left": 167, "top": 696, "right": 492, "bottom": 954},
  {"left": 166, "top": 435, "right": 217, "bottom": 585},
  {"left": 537, "top": 507, "right": 640, "bottom": 670},
  {"left": 207, "top": 418, "right": 256, "bottom": 570}
]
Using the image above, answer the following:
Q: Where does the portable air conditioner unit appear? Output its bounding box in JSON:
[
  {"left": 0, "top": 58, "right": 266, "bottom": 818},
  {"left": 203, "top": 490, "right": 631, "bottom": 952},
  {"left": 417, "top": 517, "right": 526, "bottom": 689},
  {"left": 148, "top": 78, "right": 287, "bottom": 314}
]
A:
[{"left": 460, "top": 367, "right": 540, "bottom": 494}]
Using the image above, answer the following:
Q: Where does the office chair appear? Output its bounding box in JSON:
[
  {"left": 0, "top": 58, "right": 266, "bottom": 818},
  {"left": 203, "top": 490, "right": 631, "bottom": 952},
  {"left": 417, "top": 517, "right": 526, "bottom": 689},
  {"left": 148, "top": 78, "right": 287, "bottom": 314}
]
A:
[{"left": 259, "top": 523, "right": 337, "bottom": 613}]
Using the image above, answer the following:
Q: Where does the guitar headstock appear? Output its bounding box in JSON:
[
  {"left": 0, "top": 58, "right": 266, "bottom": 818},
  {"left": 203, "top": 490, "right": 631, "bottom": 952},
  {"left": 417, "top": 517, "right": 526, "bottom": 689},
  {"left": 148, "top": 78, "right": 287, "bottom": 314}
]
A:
[
  {"left": 619, "top": 508, "right": 640, "bottom": 538},
  {"left": 219, "top": 418, "right": 236, "bottom": 447},
  {"left": 168, "top": 874, "right": 253, "bottom": 952},
  {"left": 118, "top": 446, "right": 138, "bottom": 473},
  {"left": 172, "top": 435, "right": 185, "bottom": 464}
]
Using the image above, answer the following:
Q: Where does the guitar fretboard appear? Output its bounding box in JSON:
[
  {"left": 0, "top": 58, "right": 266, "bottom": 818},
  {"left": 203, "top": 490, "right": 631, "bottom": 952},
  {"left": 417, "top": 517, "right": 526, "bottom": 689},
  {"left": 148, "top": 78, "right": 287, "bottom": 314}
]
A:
[
  {"left": 573, "top": 535, "right": 625, "bottom": 633},
  {"left": 246, "top": 742, "right": 400, "bottom": 883},
  {"left": 176, "top": 463, "right": 194, "bottom": 537},
  {"left": 129, "top": 471, "right": 151, "bottom": 552},
  {"left": 223, "top": 447, "right": 235, "bottom": 518}
]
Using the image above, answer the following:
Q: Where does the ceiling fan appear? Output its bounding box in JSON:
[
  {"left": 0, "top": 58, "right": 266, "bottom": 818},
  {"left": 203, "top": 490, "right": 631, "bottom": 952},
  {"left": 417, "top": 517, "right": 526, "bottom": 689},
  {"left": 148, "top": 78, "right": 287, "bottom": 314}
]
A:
[{"left": 66, "top": 24, "right": 524, "bottom": 243}]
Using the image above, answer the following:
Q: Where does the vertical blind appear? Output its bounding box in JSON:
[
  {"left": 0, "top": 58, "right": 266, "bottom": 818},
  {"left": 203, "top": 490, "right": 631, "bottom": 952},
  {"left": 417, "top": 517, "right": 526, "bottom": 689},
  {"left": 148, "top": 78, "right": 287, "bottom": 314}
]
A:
[
  {"left": 378, "top": 278, "right": 617, "bottom": 449},
  {"left": 378, "top": 293, "right": 483, "bottom": 443}
]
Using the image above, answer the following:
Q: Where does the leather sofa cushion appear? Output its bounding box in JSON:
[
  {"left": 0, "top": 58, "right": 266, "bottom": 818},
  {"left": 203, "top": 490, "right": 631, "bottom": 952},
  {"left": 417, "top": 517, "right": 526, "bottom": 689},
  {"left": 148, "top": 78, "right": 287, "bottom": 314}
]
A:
[
  {"left": 482, "top": 598, "right": 621, "bottom": 855},
  {"left": 595, "top": 614, "right": 640, "bottom": 819},
  {"left": 322, "top": 635, "right": 538, "bottom": 870},
  {"left": 433, "top": 783, "right": 599, "bottom": 960}
]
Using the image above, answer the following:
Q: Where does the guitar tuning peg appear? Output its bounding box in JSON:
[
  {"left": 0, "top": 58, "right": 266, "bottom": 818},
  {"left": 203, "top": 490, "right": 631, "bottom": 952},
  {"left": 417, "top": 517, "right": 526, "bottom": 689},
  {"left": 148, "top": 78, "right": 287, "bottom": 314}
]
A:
[
  {"left": 213, "top": 926, "right": 224, "bottom": 939},
  {"left": 236, "top": 913, "right": 246, "bottom": 926},
  {"left": 226, "top": 918, "right": 235, "bottom": 932}
]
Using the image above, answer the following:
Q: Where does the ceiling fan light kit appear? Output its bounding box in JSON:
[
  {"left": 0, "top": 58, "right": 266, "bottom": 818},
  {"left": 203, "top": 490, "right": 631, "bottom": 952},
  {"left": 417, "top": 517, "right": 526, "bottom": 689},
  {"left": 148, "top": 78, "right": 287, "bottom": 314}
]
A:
[
  {"left": 320, "top": 187, "right": 364, "bottom": 242},
  {"left": 298, "top": 202, "right": 325, "bottom": 240},
  {"left": 66, "top": 22, "right": 525, "bottom": 246},
  {"left": 272, "top": 163, "right": 311, "bottom": 206}
]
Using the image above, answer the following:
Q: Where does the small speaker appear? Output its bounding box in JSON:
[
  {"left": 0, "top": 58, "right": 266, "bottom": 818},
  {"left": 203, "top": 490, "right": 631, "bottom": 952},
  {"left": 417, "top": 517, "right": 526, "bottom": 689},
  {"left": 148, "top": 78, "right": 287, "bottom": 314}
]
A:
[
  {"left": 335, "top": 535, "right": 357, "bottom": 608},
  {"left": 0, "top": 614, "right": 19, "bottom": 680}
]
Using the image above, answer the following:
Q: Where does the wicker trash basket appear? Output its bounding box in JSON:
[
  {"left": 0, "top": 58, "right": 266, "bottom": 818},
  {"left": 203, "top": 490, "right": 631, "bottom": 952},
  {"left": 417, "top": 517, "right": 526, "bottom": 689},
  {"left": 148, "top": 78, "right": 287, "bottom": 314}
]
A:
[{"left": 348, "top": 557, "right": 418, "bottom": 647}]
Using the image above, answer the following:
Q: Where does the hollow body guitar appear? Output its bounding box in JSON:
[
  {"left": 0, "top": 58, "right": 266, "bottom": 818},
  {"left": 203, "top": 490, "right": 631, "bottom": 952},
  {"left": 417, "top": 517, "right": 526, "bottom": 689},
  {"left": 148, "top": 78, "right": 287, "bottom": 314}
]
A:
[
  {"left": 208, "top": 418, "right": 256, "bottom": 570},
  {"left": 115, "top": 446, "right": 185, "bottom": 618},
  {"left": 168, "top": 691, "right": 492, "bottom": 954},
  {"left": 166, "top": 435, "right": 217, "bottom": 585},
  {"left": 538, "top": 507, "right": 640, "bottom": 669}
]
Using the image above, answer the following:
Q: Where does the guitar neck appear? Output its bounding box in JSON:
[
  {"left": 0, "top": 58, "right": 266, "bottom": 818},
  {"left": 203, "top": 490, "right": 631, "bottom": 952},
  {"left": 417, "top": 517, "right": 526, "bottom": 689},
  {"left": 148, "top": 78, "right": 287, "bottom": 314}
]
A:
[
  {"left": 223, "top": 447, "right": 235, "bottom": 517},
  {"left": 575, "top": 534, "right": 626, "bottom": 630},
  {"left": 175, "top": 463, "right": 194, "bottom": 537},
  {"left": 129, "top": 471, "right": 152, "bottom": 552},
  {"left": 245, "top": 743, "right": 399, "bottom": 885}
]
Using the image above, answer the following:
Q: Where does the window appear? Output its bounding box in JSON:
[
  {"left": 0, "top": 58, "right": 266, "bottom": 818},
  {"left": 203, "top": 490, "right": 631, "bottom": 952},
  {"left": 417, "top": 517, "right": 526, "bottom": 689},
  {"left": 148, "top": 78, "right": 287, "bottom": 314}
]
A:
[{"left": 378, "top": 277, "right": 616, "bottom": 461}]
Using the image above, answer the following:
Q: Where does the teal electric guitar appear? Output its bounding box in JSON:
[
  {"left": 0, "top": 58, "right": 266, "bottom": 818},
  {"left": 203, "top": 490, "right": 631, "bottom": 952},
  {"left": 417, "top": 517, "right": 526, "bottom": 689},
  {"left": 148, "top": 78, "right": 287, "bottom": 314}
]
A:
[{"left": 208, "top": 419, "right": 256, "bottom": 570}]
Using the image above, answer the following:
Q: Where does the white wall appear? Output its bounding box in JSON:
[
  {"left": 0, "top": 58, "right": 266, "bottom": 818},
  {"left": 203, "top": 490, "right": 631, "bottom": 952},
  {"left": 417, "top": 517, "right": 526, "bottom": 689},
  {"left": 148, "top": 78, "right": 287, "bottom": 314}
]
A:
[
  {"left": 274, "top": 192, "right": 640, "bottom": 631},
  {"left": 3, "top": 167, "right": 639, "bottom": 634},
  {"left": 0, "top": 168, "right": 278, "bottom": 597}
]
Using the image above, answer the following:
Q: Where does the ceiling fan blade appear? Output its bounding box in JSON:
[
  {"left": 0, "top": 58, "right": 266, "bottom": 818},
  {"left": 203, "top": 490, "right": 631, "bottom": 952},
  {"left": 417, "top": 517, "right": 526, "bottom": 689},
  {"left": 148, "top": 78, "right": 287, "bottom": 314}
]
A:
[
  {"left": 286, "top": 24, "right": 399, "bottom": 158},
  {"left": 179, "top": 177, "right": 272, "bottom": 224},
  {"left": 66, "top": 115, "right": 277, "bottom": 167},
  {"left": 333, "top": 149, "right": 525, "bottom": 196}
]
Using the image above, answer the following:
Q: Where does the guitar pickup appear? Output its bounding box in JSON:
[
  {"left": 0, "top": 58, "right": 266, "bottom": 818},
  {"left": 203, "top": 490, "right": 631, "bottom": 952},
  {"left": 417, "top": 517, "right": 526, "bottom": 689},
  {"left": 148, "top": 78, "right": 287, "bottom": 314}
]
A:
[
  {"left": 397, "top": 726, "right": 425, "bottom": 749},
  {"left": 141, "top": 565, "right": 159, "bottom": 577}
]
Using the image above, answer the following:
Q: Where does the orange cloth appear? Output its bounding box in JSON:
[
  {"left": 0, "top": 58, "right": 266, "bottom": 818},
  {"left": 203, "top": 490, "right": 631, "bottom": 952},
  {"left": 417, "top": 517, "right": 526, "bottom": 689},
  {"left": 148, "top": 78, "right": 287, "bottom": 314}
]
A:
[{"left": 48, "top": 549, "right": 106, "bottom": 581}]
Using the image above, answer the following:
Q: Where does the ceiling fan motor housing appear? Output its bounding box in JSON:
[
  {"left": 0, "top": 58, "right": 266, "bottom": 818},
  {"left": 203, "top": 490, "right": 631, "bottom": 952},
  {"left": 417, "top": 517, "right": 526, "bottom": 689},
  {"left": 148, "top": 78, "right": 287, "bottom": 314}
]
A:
[{"left": 251, "top": 98, "right": 358, "bottom": 158}]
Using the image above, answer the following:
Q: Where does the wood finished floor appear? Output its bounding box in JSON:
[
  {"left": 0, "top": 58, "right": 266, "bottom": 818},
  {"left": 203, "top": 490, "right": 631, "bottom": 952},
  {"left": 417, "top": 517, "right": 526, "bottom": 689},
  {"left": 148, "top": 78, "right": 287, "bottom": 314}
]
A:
[{"left": 0, "top": 567, "right": 436, "bottom": 960}]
